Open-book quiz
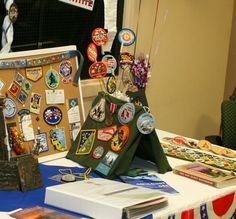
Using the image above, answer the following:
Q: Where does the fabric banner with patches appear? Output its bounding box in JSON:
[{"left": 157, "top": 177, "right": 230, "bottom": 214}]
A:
[{"left": 58, "top": 0, "right": 95, "bottom": 11}]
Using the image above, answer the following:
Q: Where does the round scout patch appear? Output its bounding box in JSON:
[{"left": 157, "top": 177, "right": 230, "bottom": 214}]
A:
[
  {"left": 45, "top": 69, "right": 59, "bottom": 89},
  {"left": 92, "top": 28, "right": 108, "bottom": 46},
  {"left": 3, "top": 97, "right": 17, "bottom": 119},
  {"left": 118, "top": 28, "right": 136, "bottom": 46},
  {"left": 87, "top": 43, "right": 98, "bottom": 62},
  {"left": 137, "top": 112, "right": 156, "bottom": 134},
  {"left": 43, "top": 106, "right": 62, "bottom": 125},
  {"left": 92, "top": 146, "right": 105, "bottom": 159},
  {"left": 59, "top": 60, "right": 72, "bottom": 83},
  {"left": 89, "top": 62, "right": 107, "bottom": 79},
  {"left": 118, "top": 103, "right": 135, "bottom": 124}
]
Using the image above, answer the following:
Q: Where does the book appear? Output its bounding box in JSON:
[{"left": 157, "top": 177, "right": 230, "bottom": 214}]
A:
[
  {"left": 44, "top": 178, "right": 168, "bottom": 219},
  {"left": 173, "top": 162, "right": 236, "bottom": 188},
  {"left": 9, "top": 206, "right": 81, "bottom": 219},
  {"left": 120, "top": 174, "right": 179, "bottom": 194}
]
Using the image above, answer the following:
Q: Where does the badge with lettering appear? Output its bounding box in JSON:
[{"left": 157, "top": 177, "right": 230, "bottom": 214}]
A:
[
  {"left": 8, "top": 82, "right": 20, "bottom": 97},
  {"left": 22, "top": 79, "right": 32, "bottom": 94},
  {"left": 92, "top": 146, "right": 105, "bottom": 159},
  {"left": 15, "top": 72, "right": 25, "bottom": 86},
  {"left": 110, "top": 125, "right": 130, "bottom": 152},
  {"left": 106, "top": 75, "right": 116, "bottom": 94},
  {"left": 30, "top": 92, "right": 42, "bottom": 114},
  {"left": 26, "top": 67, "right": 43, "bottom": 82},
  {"left": 59, "top": 60, "right": 72, "bottom": 83},
  {"left": 95, "top": 150, "right": 118, "bottom": 176},
  {"left": 97, "top": 125, "right": 117, "bottom": 141},
  {"left": 89, "top": 62, "right": 107, "bottom": 79},
  {"left": 3, "top": 97, "right": 17, "bottom": 119},
  {"left": 137, "top": 107, "right": 156, "bottom": 134},
  {"left": 102, "top": 54, "right": 117, "bottom": 74},
  {"left": 87, "top": 43, "right": 98, "bottom": 62},
  {"left": 17, "top": 90, "right": 28, "bottom": 104},
  {"left": 92, "top": 28, "right": 108, "bottom": 46},
  {"left": 118, "top": 28, "right": 136, "bottom": 46},
  {"left": 76, "top": 129, "right": 96, "bottom": 155},
  {"left": 89, "top": 97, "right": 106, "bottom": 122},
  {"left": 43, "top": 106, "right": 62, "bottom": 125},
  {"left": 118, "top": 103, "right": 135, "bottom": 124},
  {"left": 50, "top": 128, "right": 67, "bottom": 151},
  {"left": 45, "top": 68, "right": 59, "bottom": 89}
]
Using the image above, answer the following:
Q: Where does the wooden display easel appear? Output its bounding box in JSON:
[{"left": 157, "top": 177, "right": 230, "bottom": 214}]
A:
[{"left": 0, "top": 45, "right": 85, "bottom": 159}]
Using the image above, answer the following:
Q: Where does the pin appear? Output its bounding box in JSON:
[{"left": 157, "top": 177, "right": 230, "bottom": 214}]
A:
[
  {"left": 137, "top": 106, "right": 156, "bottom": 134},
  {"left": 118, "top": 102, "right": 135, "bottom": 124},
  {"left": 118, "top": 28, "right": 136, "bottom": 46}
]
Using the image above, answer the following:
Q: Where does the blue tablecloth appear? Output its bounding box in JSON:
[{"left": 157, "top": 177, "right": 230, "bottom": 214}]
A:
[{"left": 0, "top": 164, "right": 152, "bottom": 219}]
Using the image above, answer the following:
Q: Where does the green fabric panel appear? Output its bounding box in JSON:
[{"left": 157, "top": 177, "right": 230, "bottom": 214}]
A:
[
  {"left": 221, "top": 100, "right": 236, "bottom": 150},
  {"left": 67, "top": 91, "right": 172, "bottom": 178}
]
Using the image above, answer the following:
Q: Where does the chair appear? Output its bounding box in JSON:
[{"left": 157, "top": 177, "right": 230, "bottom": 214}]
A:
[{"left": 206, "top": 87, "right": 236, "bottom": 150}]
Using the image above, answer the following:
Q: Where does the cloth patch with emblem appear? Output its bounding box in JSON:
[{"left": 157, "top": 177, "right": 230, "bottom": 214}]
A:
[
  {"left": 8, "top": 82, "right": 20, "bottom": 97},
  {"left": 33, "top": 132, "right": 48, "bottom": 154},
  {"left": 50, "top": 128, "right": 67, "bottom": 151},
  {"left": 59, "top": 60, "right": 72, "bottom": 83},
  {"left": 95, "top": 150, "right": 118, "bottom": 176},
  {"left": 21, "top": 79, "right": 32, "bottom": 94},
  {"left": 97, "top": 125, "right": 117, "bottom": 141},
  {"left": 118, "top": 102, "right": 135, "bottom": 124},
  {"left": 92, "top": 145, "right": 105, "bottom": 159},
  {"left": 89, "top": 97, "right": 106, "bottom": 122},
  {"left": 17, "top": 90, "right": 28, "bottom": 104},
  {"left": 76, "top": 129, "right": 96, "bottom": 155},
  {"left": 3, "top": 97, "right": 17, "bottom": 119},
  {"left": 43, "top": 106, "right": 62, "bottom": 125},
  {"left": 26, "top": 67, "right": 43, "bottom": 82},
  {"left": 110, "top": 125, "right": 130, "bottom": 152},
  {"left": 30, "top": 92, "right": 42, "bottom": 114},
  {"left": 45, "top": 68, "right": 59, "bottom": 89},
  {"left": 15, "top": 72, "right": 25, "bottom": 86}
]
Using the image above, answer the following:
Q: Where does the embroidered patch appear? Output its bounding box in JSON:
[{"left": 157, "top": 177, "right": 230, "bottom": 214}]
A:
[
  {"left": 97, "top": 125, "right": 117, "bottom": 141},
  {"left": 92, "top": 146, "right": 105, "bottom": 159},
  {"left": 8, "top": 82, "right": 20, "bottom": 97},
  {"left": 87, "top": 43, "right": 98, "bottom": 62},
  {"left": 15, "top": 72, "right": 25, "bottom": 86},
  {"left": 45, "top": 69, "right": 59, "bottom": 89},
  {"left": 43, "top": 106, "right": 62, "bottom": 125},
  {"left": 110, "top": 125, "right": 130, "bottom": 152},
  {"left": 3, "top": 97, "right": 17, "bottom": 119},
  {"left": 95, "top": 150, "right": 118, "bottom": 176},
  {"left": 50, "top": 128, "right": 67, "bottom": 151},
  {"left": 89, "top": 97, "right": 106, "bottom": 122},
  {"left": 102, "top": 54, "right": 117, "bottom": 74},
  {"left": 30, "top": 92, "right": 42, "bottom": 114},
  {"left": 137, "top": 112, "right": 156, "bottom": 134},
  {"left": 118, "top": 103, "right": 135, "bottom": 124},
  {"left": 17, "top": 90, "right": 28, "bottom": 104},
  {"left": 21, "top": 79, "right": 32, "bottom": 94},
  {"left": 89, "top": 62, "right": 107, "bottom": 79},
  {"left": 26, "top": 67, "right": 43, "bottom": 82},
  {"left": 76, "top": 129, "right": 96, "bottom": 155},
  {"left": 59, "top": 60, "right": 72, "bottom": 83}
]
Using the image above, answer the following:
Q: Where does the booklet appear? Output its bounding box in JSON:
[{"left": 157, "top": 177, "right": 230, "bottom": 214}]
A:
[
  {"left": 119, "top": 174, "right": 179, "bottom": 195},
  {"left": 173, "top": 162, "right": 236, "bottom": 188},
  {"left": 45, "top": 178, "right": 168, "bottom": 219}
]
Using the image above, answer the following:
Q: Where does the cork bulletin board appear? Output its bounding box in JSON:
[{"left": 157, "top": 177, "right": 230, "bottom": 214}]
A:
[{"left": 0, "top": 45, "right": 85, "bottom": 158}]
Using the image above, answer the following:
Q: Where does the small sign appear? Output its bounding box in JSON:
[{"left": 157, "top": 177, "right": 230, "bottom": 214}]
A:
[{"left": 59, "top": 0, "right": 95, "bottom": 11}]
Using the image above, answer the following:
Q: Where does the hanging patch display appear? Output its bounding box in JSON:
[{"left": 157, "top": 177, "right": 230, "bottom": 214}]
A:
[
  {"left": 8, "top": 82, "right": 20, "bottom": 97},
  {"left": 91, "top": 28, "right": 108, "bottom": 46},
  {"left": 15, "top": 72, "right": 25, "bottom": 86},
  {"left": 92, "top": 145, "right": 105, "bottom": 159},
  {"left": 95, "top": 150, "right": 118, "bottom": 176},
  {"left": 26, "top": 67, "right": 43, "bottom": 82},
  {"left": 102, "top": 54, "right": 117, "bottom": 74},
  {"left": 50, "top": 128, "right": 67, "bottom": 151},
  {"left": 3, "top": 97, "right": 17, "bottom": 119},
  {"left": 21, "top": 79, "right": 32, "bottom": 94},
  {"left": 87, "top": 43, "right": 98, "bottom": 62},
  {"left": 43, "top": 106, "right": 63, "bottom": 125},
  {"left": 118, "top": 102, "right": 135, "bottom": 124},
  {"left": 88, "top": 62, "right": 107, "bottom": 79},
  {"left": 45, "top": 68, "right": 59, "bottom": 89},
  {"left": 97, "top": 125, "right": 117, "bottom": 142},
  {"left": 30, "top": 92, "right": 42, "bottom": 114},
  {"left": 118, "top": 28, "right": 136, "bottom": 46},
  {"left": 106, "top": 75, "right": 116, "bottom": 94},
  {"left": 76, "top": 129, "right": 96, "bottom": 155},
  {"left": 110, "top": 125, "right": 130, "bottom": 152},
  {"left": 137, "top": 107, "right": 156, "bottom": 135},
  {"left": 59, "top": 60, "right": 72, "bottom": 83},
  {"left": 89, "top": 97, "right": 106, "bottom": 122}
]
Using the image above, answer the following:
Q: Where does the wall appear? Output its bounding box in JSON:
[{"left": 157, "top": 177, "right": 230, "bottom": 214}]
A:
[
  {"left": 82, "top": 0, "right": 234, "bottom": 140},
  {"left": 124, "top": 0, "right": 233, "bottom": 139}
]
